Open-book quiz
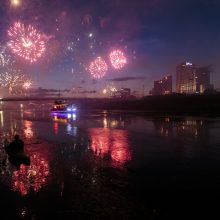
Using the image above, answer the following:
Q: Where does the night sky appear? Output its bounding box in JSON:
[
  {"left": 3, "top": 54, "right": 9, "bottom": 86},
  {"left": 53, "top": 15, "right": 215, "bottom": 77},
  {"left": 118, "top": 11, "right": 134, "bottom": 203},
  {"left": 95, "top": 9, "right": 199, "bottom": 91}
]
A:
[{"left": 0, "top": 0, "right": 220, "bottom": 96}]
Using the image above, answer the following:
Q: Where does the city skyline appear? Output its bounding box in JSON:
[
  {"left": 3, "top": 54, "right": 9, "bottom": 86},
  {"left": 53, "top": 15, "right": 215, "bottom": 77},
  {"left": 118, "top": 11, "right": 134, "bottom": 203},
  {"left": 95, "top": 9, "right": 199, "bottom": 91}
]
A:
[{"left": 0, "top": 0, "right": 220, "bottom": 96}]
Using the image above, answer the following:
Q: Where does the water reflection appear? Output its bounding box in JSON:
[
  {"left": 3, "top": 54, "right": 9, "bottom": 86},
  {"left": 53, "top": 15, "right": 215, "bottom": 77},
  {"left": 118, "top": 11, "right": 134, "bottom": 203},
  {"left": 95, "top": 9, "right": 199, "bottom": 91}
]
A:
[
  {"left": 88, "top": 128, "right": 131, "bottom": 166},
  {"left": 0, "top": 110, "right": 4, "bottom": 128},
  {"left": 12, "top": 153, "right": 49, "bottom": 196},
  {"left": 51, "top": 112, "right": 76, "bottom": 123},
  {"left": 23, "top": 120, "right": 34, "bottom": 139},
  {"left": 51, "top": 112, "right": 77, "bottom": 136},
  {"left": 154, "top": 117, "right": 209, "bottom": 139},
  {"left": 102, "top": 112, "right": 125, "bottom": 128}
]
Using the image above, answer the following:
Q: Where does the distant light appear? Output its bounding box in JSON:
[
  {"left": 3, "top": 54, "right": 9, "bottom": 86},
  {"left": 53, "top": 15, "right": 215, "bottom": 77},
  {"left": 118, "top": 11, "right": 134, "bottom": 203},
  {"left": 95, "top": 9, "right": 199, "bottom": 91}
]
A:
[
  {"left": 72, "top": 113, "right": 76, "bottom": 120},
  {"left": 67, "top": 107, "right": 76, "bottom": 112},
  {"left": 186, "top": 62, "right": 193, "bottom": 66},
  {"left": 89, "top": 33, "right": 93, "bottom": 38},
  {"left": 11, "top": 0, "right": 21, "bottom": 7}
]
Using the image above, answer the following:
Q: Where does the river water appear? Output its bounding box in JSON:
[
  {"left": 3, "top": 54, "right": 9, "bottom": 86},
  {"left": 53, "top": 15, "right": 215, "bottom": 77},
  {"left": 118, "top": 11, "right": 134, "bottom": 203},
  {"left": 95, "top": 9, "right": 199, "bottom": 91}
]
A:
[{"left": 0, "top": 101, "right": 220, "bottom": 219}]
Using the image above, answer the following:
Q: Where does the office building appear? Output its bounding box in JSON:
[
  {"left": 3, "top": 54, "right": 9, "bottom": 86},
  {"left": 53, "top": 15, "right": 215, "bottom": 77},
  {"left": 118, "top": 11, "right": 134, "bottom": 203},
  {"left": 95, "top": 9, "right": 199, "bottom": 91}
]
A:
[
  {"left": 151, "top": 75, "right": 172, "bottom": 95},
  {"left": 176, "top": 62, "right": 212, "bottom": 94}
]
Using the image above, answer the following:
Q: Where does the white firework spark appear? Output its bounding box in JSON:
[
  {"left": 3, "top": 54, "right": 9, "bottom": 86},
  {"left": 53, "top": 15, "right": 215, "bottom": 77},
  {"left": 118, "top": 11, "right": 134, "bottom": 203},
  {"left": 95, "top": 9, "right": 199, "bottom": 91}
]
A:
[
  {"left": 0, "top": 69, "right": 25, "bottom": 94},
  {"left": 0, "top": 46, "right": 11, "bottom": 67}
]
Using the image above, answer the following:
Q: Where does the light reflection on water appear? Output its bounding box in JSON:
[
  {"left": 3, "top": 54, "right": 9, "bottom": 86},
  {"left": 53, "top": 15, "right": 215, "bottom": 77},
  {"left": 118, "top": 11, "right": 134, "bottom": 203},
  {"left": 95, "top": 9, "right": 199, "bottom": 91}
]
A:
[
  {"left": 0, "top": 102, "right": 220, "bottom": 218},
  {"left": 88, "top": 128, "right": 131, "bottom": 165},
  {"left": 12, "top": 153, "right": 49, "bottom": 195}
]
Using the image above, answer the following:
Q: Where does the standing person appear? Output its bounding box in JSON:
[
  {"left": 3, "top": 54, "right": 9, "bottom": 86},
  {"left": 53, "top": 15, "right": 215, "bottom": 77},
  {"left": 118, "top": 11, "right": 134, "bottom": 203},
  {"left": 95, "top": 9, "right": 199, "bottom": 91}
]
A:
[
  {"left": 5, "top": 134, "right": 24, "bottom": 156},
  {"left": 5, "top": 134, "right": 30, "bottom": 169}
]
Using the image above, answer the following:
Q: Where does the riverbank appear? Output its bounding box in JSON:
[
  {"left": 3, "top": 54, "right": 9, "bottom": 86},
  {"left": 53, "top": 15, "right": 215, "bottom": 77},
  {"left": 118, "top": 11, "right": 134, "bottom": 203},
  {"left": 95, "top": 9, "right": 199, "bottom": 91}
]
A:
[
  {"left": 74, "top": 94, "right": 220, "bottom": 116},
  {"left": 1, "top": 94, "right": 220, "bottom": 116}
]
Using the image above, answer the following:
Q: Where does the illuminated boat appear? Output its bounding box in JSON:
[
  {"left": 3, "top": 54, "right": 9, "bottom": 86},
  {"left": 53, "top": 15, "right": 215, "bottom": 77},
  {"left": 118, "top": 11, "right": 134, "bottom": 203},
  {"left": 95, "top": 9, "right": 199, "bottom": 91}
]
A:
[
  {"left": 51, "top": 100, "right": 77, "bottom": 113},
  {"left": 50, "top": 112, "right": 76, "bottom": 123}
]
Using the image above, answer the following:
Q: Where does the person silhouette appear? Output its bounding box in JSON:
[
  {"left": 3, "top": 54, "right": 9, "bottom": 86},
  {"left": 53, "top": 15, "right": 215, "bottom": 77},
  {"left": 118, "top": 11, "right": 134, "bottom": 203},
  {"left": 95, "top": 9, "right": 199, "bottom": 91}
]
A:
[
  {"left": 5, "top": 134, "right": 24, "bottom": 156},
  {"left": 5, "top": 135, "right": 30, "bottom": 169}
]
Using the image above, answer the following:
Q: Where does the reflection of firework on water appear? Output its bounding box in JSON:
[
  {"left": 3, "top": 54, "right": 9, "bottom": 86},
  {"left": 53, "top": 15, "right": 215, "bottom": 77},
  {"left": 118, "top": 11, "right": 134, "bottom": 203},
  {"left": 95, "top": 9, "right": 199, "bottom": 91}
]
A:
[
  {"left": 89, "top": 57, "right": 108, "bottom": 79},
  {"left": 24, "top": 120, "right": 33, "bottom": 138},
  {"left": 109, "top": 50, "right": 127, "bottom": 69},
  {"left": 88, "top": 128, "right": 131, "bottom": 166},
  {"left": 12, "top": 154, "right": 49, "bottom": 196},
  {"left": 7, "top": 22, "right": 45, "bottom": 63}
]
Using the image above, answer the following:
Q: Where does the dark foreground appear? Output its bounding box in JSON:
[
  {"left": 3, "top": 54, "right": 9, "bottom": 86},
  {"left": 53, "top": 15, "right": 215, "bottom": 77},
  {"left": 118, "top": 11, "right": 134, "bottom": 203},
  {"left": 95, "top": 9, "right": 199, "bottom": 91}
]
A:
[{"left": 0, "top": 106, "right": 220, "bottom": 219}]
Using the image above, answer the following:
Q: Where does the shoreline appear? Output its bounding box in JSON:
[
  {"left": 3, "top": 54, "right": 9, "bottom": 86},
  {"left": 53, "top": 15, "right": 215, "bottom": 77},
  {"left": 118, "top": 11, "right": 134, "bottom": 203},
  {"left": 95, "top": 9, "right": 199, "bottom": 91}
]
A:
[{"left": 1, "top": 94, "right": 220, "bottom": 116}]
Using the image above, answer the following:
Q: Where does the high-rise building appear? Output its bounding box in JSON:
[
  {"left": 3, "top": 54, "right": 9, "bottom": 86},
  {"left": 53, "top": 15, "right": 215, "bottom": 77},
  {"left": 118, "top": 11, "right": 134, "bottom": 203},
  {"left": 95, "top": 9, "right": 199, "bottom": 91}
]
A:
[
  {"left": 176, "top": 62, "right": 212, "bottom": 94},
  {"left": 151, "top": 75, "right": 172, "bottom": 95},
  {"left": 195, "top": 66, "right": 212, "bottom": 93}
]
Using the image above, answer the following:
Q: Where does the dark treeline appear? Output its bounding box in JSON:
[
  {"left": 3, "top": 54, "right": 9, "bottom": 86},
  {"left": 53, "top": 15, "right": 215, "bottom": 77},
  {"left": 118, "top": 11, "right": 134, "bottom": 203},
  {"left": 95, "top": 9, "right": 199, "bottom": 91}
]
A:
[{"left": 78, "top": 94, "right": 220, "bottom": 116}]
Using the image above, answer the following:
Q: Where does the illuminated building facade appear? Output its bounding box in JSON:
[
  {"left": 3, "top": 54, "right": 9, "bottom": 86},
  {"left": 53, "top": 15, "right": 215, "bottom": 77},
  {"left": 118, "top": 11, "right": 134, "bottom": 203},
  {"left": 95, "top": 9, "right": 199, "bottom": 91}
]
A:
[
  {"left": 176, "top": 62, "right": 212, "bottom": 94},
  {"left": 151, "top": 75, "right": 172, "bottom": 95}
]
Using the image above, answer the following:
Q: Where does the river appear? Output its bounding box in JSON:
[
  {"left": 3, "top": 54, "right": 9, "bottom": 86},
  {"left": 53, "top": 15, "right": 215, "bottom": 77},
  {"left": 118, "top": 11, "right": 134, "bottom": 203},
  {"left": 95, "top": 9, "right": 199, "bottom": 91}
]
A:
[{"left": 0, "top": 101, "right": 220, "bottom": 219}]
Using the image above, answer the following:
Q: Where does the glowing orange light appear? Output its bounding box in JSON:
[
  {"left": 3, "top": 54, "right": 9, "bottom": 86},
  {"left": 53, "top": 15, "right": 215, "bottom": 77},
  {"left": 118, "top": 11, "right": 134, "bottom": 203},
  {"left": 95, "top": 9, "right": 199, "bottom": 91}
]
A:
[
  {"left": 88, "top": 128, "right": 131, "bottom": 166},
  {"left": 11, "top": 0, "right": 21, "bottom": 7},
  {"left": 24, "top": 120, "right": 33, "bottom": 138}
]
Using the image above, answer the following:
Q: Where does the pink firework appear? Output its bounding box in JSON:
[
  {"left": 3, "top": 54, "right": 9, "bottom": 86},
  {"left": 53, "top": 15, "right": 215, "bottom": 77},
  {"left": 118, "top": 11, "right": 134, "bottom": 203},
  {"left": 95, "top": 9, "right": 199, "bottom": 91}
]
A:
[
  {"left": 89, "top": 57, "right": 108, "bottom": 79},
  {"left": 109, "top": 50, "right": 127, "bottom": 69},
  {"left": 7, "top": 22, "right": 45, "bottom": 63}
]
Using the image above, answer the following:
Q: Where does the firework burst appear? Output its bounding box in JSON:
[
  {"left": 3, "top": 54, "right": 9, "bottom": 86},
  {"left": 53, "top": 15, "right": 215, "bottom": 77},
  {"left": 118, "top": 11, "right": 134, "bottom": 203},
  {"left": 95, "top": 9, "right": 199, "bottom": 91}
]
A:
[
  {"left": 0, "top": 69, "right": 25, "bottom": 94},
  {"left": 23, "top": 80, "right": 32, "bottom": 89},
  {"left": 0, "top": 53, "right": 10, "bottom": 67},
  {"left": 0, "top": 47, "right": 11, "bottom": 67},
  {"left": 109, "top": 50, "right": 127, "bottom": 69},
  {"left": 89, "top": 57, "right": 108, "bottom": 79},
  {"left": 103, "top": 82, "right": 117, "bottom": 96},
  {"left": 7, "top": 22, "right": 46, "bottom": 63}
]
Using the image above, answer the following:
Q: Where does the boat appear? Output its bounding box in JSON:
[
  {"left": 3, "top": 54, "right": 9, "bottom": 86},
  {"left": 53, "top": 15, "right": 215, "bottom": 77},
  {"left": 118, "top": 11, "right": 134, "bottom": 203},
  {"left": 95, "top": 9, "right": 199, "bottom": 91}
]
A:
[
  {"left": 51, "top": 111, "right": 76, "bottom": 123},
  {"left": 51, "top": 100, "right": 77, "bottom": 113}
]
